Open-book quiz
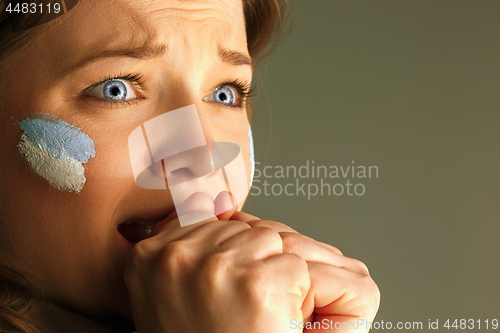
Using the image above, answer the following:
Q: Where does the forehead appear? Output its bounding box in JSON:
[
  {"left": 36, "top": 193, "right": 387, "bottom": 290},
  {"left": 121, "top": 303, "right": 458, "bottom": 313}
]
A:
[
  {"left": 71, "top": 0, "right": 245, "bottom": 41},
  {"left": 33, "top": 0, "right": 248, "bottom": 74}
]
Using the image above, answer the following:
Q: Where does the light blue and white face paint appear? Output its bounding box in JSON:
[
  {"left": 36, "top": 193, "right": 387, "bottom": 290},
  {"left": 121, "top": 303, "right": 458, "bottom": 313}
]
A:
[{"left": 18, "top": 114, "right": 96, "bottom": 192}]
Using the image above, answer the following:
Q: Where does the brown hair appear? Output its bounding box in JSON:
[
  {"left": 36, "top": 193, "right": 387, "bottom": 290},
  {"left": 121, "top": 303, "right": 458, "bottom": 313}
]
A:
[
  {"left": 0, "top": 0, "right": 291, "bottom": 332},
  {"left": 0, "top": 267, "right": 42, "bottom": 333}
]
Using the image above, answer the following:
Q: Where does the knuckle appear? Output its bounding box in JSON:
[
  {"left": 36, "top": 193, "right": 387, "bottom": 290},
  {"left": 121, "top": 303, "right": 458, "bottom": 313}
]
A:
[
  {"left": 246, "top": 219, "right": 271, "bottom": 228},
  {"left": 247, "top": 219, "right": 290, "bottom": 230},
  {"left": 350, "top": 258, "right": 371, "bottom": 276},
  {"left": 157, "top": 240, "right": 190, "bottom": 276},
  {"left": 199, "top": 252, "right": 231, "bottom": 276},
  {"left": 231, "top": 220, "right": 252, "bottom": 229},
  {"left": 362, "top": 276, "right": 381, "bottom": 309},
  {"left": 195, "top": 253, "right": 231, "bottom": 294},
  {"left": 126, "top": 240, "right": 154, "bottom": 270},
  {"left": 124, "top": 240, "right": 158, "bottom": 285},
  {"left": 251, "top": 226, "right": 281, "bottom": 241},
  {"left": 240, "top": 263, "right": 270, "bottom": 300},
  {"left": 353, "top": 266, "right": 380, "bottom": 302},
  {"left": 280, "top": 252, "right": 309, "bottom": 273},
  {"left": 240, "top": 255, "right": 309, "bottom": 307},
  {"left": 328, "top": 245, "right": 343, "bottom": 256},
  {"left": 280, "top": 233, "right": 307, "bottom": 254},
  {"left": 239, "top": 226, "right": 282, "bottom": 248},
  {"left": 371, "top": 279, "right": 381, "bottom": 302}
]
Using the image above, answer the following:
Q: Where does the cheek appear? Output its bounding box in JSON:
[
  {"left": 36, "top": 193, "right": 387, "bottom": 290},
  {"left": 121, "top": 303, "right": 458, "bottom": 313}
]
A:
[
  {"left": 83, "top": 123, "right": 138, "bottom": 197},
  {"left": 210, "top": 112, "right": 252, "bottom": 183},
  {"left": 224, "top": 124, "right": 253, "bottom": 211}
]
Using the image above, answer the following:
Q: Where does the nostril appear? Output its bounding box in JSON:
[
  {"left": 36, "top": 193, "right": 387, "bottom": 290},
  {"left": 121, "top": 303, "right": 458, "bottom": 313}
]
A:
[
  {"left": 168, "top": 167, "right": 196, "bottom": 185},
  {"left": 170, "top": 167, "right": 193, "bottom": 176}
]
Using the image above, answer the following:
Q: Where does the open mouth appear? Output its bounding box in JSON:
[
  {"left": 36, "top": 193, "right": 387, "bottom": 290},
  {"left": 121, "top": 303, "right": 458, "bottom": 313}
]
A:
[
  {"left": 117, "top": 219, "right": 162, "bottom": 244},
  {"left": 117, "top": 188, "right": 234, "bottom": 244},
  {"left": 117, "top": 208, "right": 178, "bottom": 245}
]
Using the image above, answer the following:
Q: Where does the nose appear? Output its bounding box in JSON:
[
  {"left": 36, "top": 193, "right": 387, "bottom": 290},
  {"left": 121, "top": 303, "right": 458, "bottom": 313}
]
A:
[
  {"left": 162, "top": 145, "right": 216, "bottom": 186},
  {"left": 194, "top": 101, "right": 217, "bottom": 147},
  {"left": 128, "top": 102, "right": 248, "bottom": 226},
  {"left": 162, "top": 101, "right": 217, "bottom": 181},
  {"left": 128, "top": 103, "right": 220, "bottom": 187},
  {"left": 156, "top": 102, "right": 218, "bottom": 183}
]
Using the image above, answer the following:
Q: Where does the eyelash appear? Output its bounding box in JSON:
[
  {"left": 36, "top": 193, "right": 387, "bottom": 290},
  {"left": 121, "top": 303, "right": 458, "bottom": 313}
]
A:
[
  {"left": 219, "top": 79, "right": 256, "bottom": 109},
  {"left": 80, "top": 73, "right": 255, "bottom": 109},
  {"left": 80, "top": 73, "right": 146, "bottom": 107}
]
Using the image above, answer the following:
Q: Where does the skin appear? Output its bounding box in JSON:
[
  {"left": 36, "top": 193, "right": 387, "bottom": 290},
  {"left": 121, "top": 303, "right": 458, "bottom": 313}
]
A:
[{"left": 0, "top": 0, "right": 379, "bottom": 332}]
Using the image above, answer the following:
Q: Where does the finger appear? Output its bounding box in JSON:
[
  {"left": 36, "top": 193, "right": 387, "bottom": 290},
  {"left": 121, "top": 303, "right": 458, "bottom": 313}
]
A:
[
  {"left": 235, "top": 218, "right": 344, "bottom": 260},
  {"left": 263, "top": 253, "right": 311, "bottom": 305},
  {"left": 320, "top": 243, "right": 344, "bottom": 256},
  {"left": 282, "top": 233, "right": 344, "bottom": 256},
  {"left": 176, "top": 191, "right": 215, "bottom": 217},
  {"left": 150, "top": 212, "right": 214, "bottom": 243},
  {"left": 280, "top": 232, "right": 346, "bottom": 267},
  {"left": 216, "top": 226, "right": 283, "bottom": 260},
  {"left": 304, "top": 262, "right": 379, "bottom": 323},
  {"left": 214, "top": 191, "right": 238, "bottom": 221},
  {"left": 147, "top": 215, "right": 218, "bottom": 256},
  {"left": 150, "top": 218, "right": 286, "bottom": 275},
  {"left": 246, "top": 219, "right": 298, "bottom": 233},
  {"left": 151, "top": 209, "right": 178, "bottom": 237},
  {"left": 151, "top": 191, "right": 218, "bottom": 243},
  {"left": 153, "top": 191, "right": 215, "bottom": 236},
  {"left": 231, "top": 218, "right": 344, "bottom": 259},
  {"left": 229, "top": 210, "right": 260, "bottom": 222}
]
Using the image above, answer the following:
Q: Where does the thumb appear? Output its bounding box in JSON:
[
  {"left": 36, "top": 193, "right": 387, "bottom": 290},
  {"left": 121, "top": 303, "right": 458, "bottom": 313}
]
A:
[{"left": 228, "top": 210, "right": 261, "bottom": 222}]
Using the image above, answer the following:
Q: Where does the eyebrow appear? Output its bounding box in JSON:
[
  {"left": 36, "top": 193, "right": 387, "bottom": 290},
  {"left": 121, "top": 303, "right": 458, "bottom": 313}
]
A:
[
  {"left": 218, "top": 48, "right": 253, "bottom": 67},
  {"left": 73, "top": 44, "right": 252, "bottom": 69},
  {"left": 96, "top": 44, "right": 169, "bottom": 59}
]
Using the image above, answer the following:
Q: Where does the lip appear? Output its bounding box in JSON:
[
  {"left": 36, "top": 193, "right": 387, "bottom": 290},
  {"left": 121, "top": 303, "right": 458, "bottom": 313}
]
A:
[
  {"left": 117, "top": 206, "right": 177, "bottom": 245},
  {"left": 117, "top": 206, "right": 175, "bottom": 227}
]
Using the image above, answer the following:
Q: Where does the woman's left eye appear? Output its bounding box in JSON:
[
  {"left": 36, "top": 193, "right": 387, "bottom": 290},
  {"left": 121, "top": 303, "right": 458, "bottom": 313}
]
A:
[
  {"left": 204, "top": 85, "right": 239, "bottom": 106},
  {"left": 86, "top": 79, "right": 137, "bottom": 101}
]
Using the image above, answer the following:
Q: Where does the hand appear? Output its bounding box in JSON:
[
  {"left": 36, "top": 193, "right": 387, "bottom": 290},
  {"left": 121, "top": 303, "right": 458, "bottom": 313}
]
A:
[
  {"left": 232, "top": 211, "right": 380, "bottom": 333},
  {"left": 123, "top": 193, "right": 311, "bottom": 333}
]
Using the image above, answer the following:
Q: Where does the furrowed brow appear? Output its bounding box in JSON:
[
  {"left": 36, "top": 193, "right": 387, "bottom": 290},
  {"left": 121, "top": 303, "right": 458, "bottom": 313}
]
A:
[
  {"left": 69, "top": 44, "right": 168, "bottom": 72},
  {"left": 219, "top": 48, "right": 252, "bottom": 67},
  {"left": 66, "top": 44, "right": 251, "bottom": 75}
]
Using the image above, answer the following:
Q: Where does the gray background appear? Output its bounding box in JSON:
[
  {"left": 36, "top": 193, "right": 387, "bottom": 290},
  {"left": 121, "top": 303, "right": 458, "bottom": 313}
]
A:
[{"left": 244, "top": 0, "right": 500, "bottom": 330}]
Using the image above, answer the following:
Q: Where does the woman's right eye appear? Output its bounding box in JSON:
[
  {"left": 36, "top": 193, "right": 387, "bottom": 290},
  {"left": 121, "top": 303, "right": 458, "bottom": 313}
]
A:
[{"left": 85, "top": 79, "right": 138, "bottom": 101}]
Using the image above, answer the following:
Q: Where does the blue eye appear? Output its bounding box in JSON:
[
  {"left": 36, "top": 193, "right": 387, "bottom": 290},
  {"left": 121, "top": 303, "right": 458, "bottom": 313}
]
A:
[
  {"left": 103, "top": 81, "right": 127, "bottom": 100},
  {"left": 213, "top": 86, "right": 236, "bottom": 105},
  {"left": 203, "top": 85, "right": 238, "bottom": 106},
  {"left": 85, "top": 79, "right": 137, "bottom": 102},
  {"left": 203, "top": 80, "right": 252, "bottom": 108}
]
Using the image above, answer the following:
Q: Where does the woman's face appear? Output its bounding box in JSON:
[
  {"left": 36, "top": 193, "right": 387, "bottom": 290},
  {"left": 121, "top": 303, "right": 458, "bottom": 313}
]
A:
[{"left": 0, "top": 0, "right": 252, "bottom": 325}]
